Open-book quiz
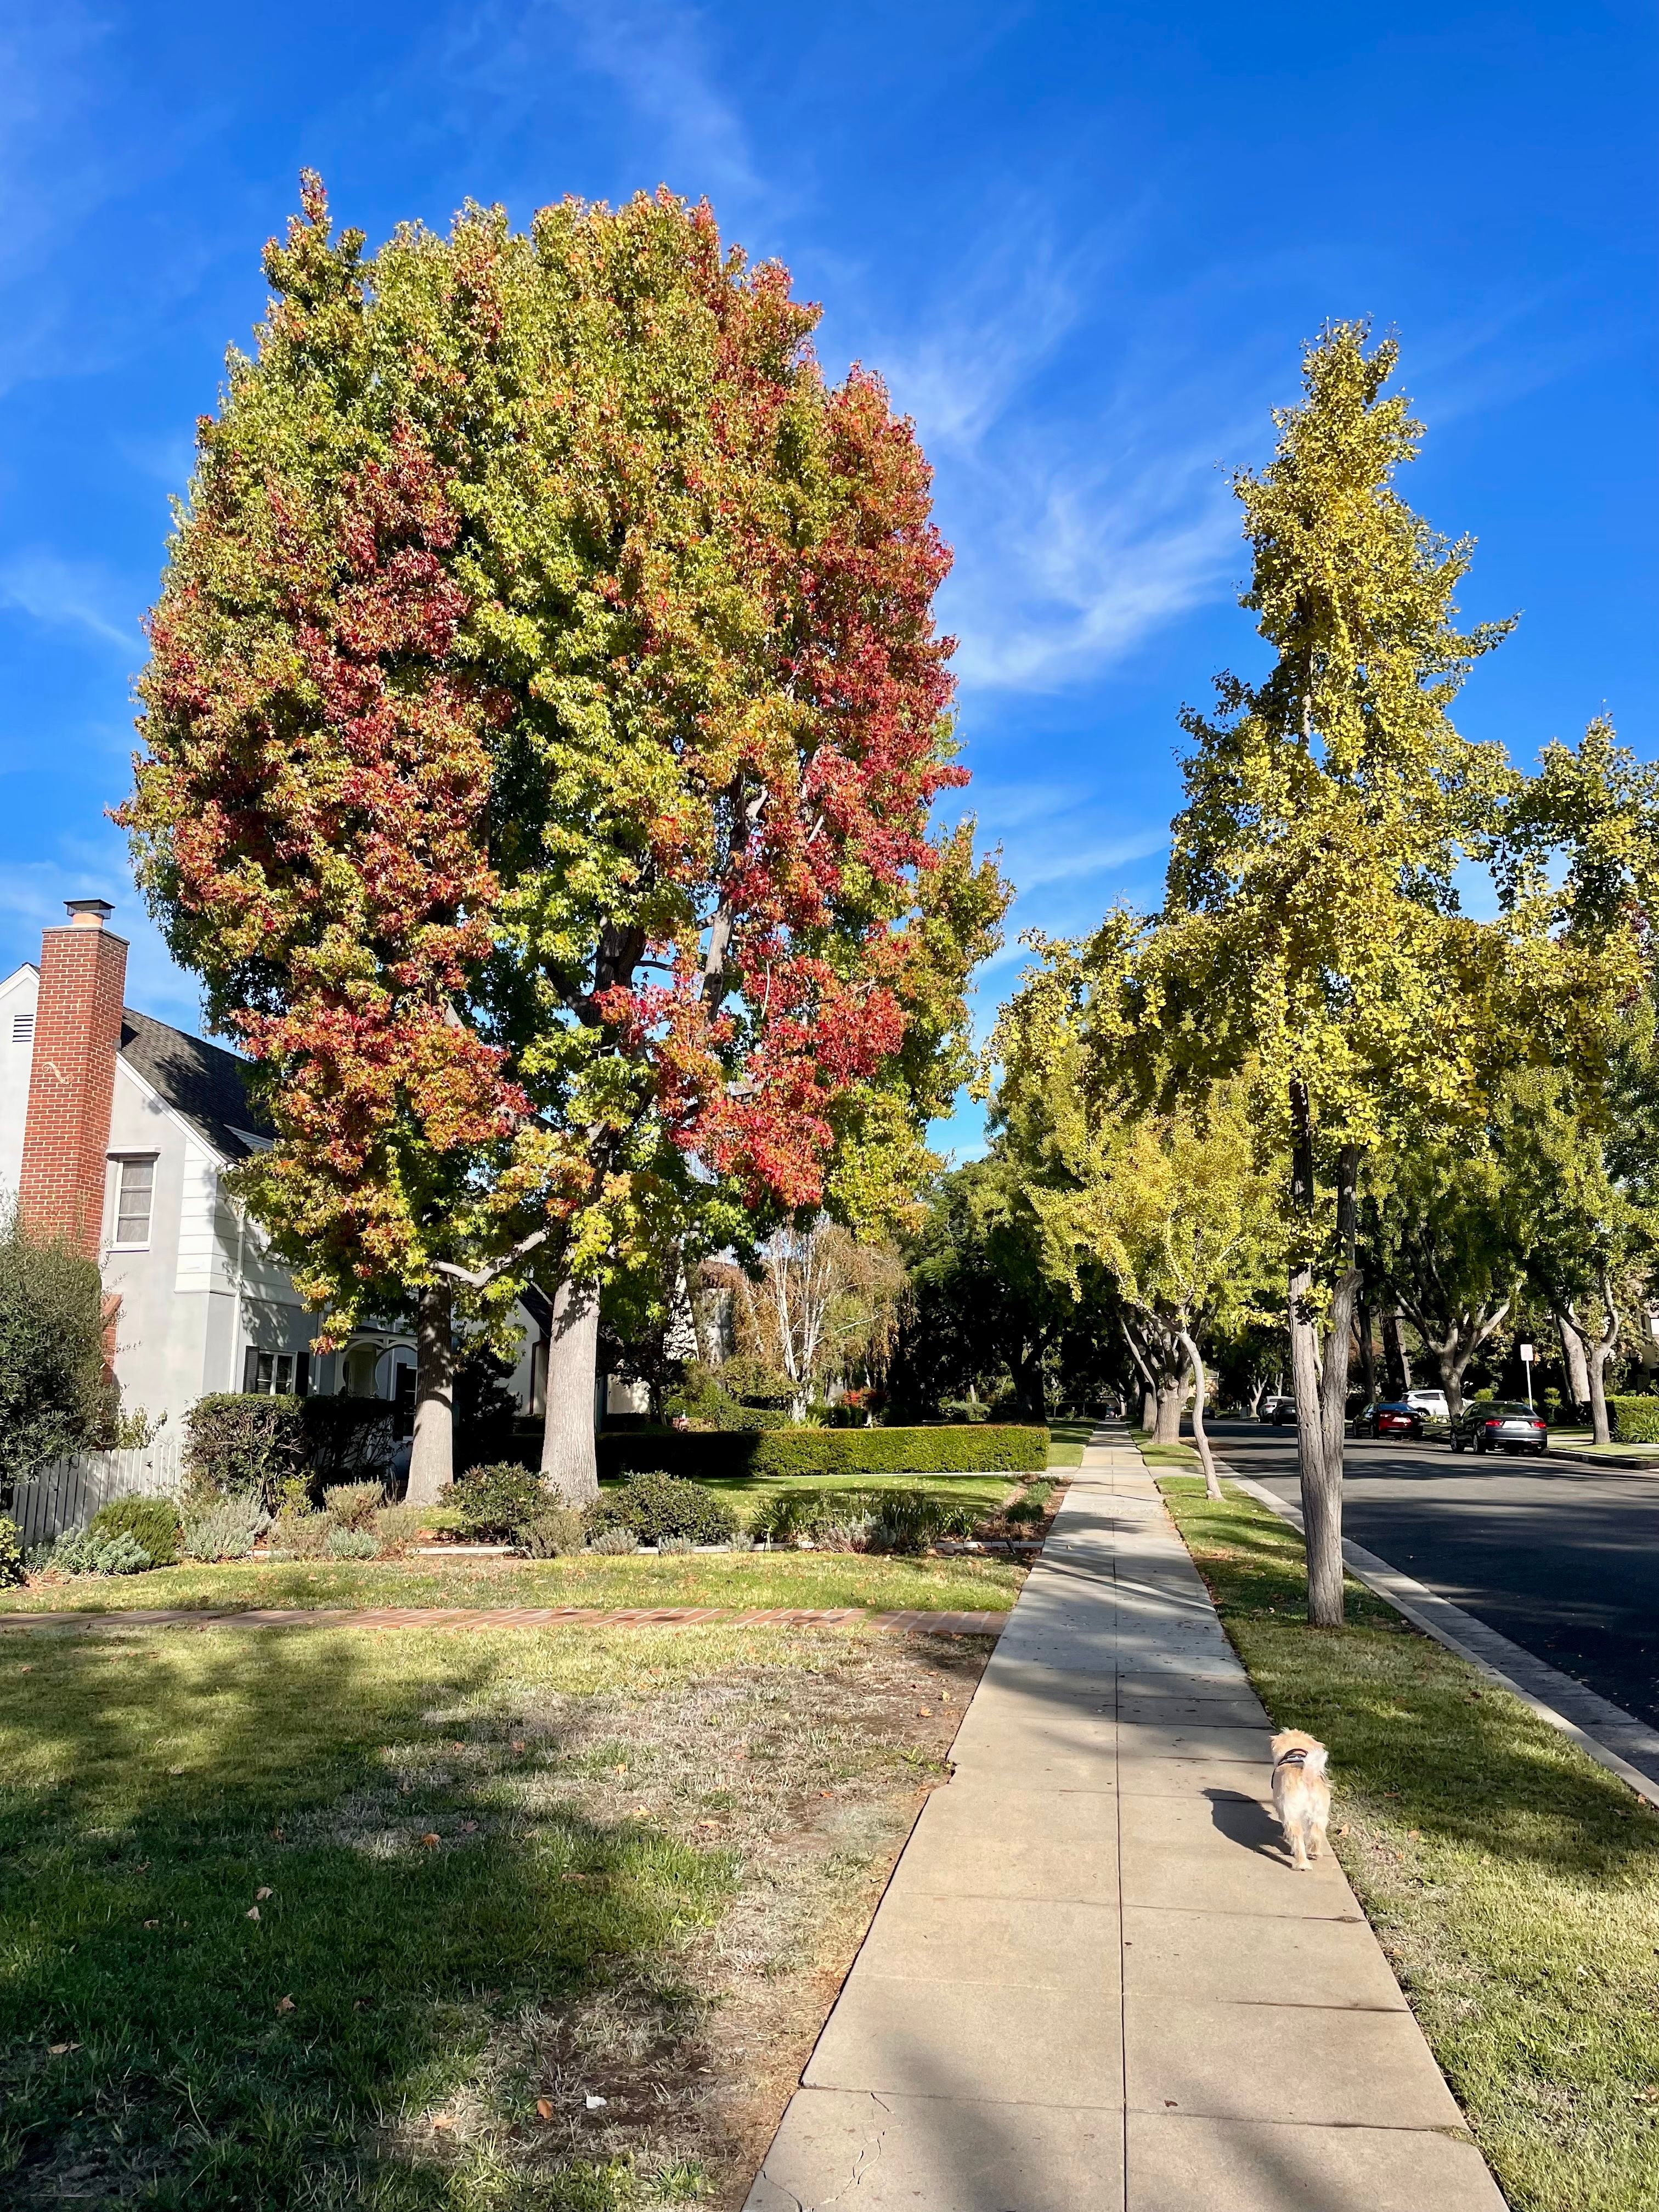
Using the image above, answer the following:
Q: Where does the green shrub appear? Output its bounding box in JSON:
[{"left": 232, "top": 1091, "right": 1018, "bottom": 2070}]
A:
[
  {"left": 0, "top": 1516, "right": 22, "bottom": 1586},
  {"left": 870, "top": 1487, "right": 980, "bottom": 1552},
  {"left": 521, "top": 1506, "right": 586, "bottom": 1558},
  {"left": 599, "top": 1424, "right": 1047, "bottom": 1482},
  {"left": 181, "top": 1492, "right": 271, "bottom": 1561},
  {"left": 661, "top": 1381, "right": 791, "bottom": 1432},
  {"left": 46, "top": 1527, "right": 151, "bottom": 1577},
  {"left": 374, "top": 1503, "right": 429, "bottom": 1555},
  {"left": 750, "top": 1484, "right": 978, "bottom": 1553},
  {"left": 588, "top": 1528, "right": 638, "bottom": 1555},
  {"left": 324, "top": 1526, "right": 380, "bottom": 1560},
  {"left": 1609, "top": 1395, "right": 1659, "bottom": 1444},
  {"left": 585, "top": 1472, "right": 738, "bottom": 1547},
  {"left": 323, "top": 1481, "right": 385, "bottom": 1530},
  {"left": 183, "top": 1395, "right": 306, "bottom": 1506},
  {"left": 0, "top": 1210, "right": 113, "bottom": 1477},
  {"left": 452, "top": 1462, "right": 551, "bottom": 1541},
  {"left": 751, "top": 1487, "right": 881, "bottom": 1545},
  {"left": 266, "top": 1510, "right": 334, "bottom": 1561},
  {"left": 87, "top": 1493, "right": 182, "bottom": 1566}
]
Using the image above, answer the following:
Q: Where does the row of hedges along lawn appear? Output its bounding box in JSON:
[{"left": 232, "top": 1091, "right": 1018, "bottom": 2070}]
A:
[
  {"left": 597, "top": 1423, "right": 1048, "bottom": 1481},
  {"left": 1606, "top": 1395, "right": 1659, "bottom": 1444}
]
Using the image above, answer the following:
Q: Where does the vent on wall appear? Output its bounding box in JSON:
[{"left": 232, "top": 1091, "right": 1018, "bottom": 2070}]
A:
[{"left": 12, "top": 1013, "right": 32, "bottom": 1045}]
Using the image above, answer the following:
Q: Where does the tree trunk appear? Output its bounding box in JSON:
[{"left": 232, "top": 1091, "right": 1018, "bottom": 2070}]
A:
[
  {"left": 1356, "top": 1297, "right": 1378, "bottom": 1406},
  {"left": 1587, "top": 1338, "right": 1612, "bottom": 1447},
  {"left": 1289, "top": 1082, "right": 1347, "bottom": 1629},
  {"left": 1154, "top": 1384, "right": 1182, "bottom": 1444},
  {"left": 1381, "top": 1308, "right": 1411, "bottom": 1393},
  {"left": 1583, "top": 1276, "right": 1620, "bottom": 1447},
  {"left": 1140, "top": 1384, "right": 1157, "bottom": 1430},
  {"left": 1555, "top": 1308, "right": 1590, "bottom": 1418},
  {"left": 541, "top": 1277, "right": 601, "bottom": 1504},
  {"left": 1177, "top": 1329, "right": 1223, "bottom": 1501},
  {"left": 405, "top": 1281, "right": 455, "bottom": 1506}
]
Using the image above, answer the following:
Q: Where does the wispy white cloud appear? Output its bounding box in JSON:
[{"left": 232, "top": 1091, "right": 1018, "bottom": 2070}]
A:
[
  {"left": 865, "top": 208, "right": 1254, "bottom": 697},
  {"left": 0, "top": 552, "right": 140, "bottom": 652}
]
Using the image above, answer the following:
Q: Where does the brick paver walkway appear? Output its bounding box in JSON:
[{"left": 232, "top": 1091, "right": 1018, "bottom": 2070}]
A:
[{"left": 0, "top": 1602, "right": 1007, "bottom": 1638}]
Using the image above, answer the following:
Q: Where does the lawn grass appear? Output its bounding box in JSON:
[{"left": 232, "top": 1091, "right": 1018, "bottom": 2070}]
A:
[
  {"left": 1045, "top": 1419, "right": 1093, "bottom": 1469},
  {"left": 0, "top": 1545, "right": 1025, "bottom": 1619},
  {"left": 0, "top": 1619, "right": 988, "bottom": 2207},
  {"left": 1128, "top": 1426, "right": 1201, "bottom": 1468},
  {"left": 1160, "top": 1475, "right": 1659, "bottom": 2212}
]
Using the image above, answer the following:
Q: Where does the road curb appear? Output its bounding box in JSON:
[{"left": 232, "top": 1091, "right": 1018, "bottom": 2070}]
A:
[{"left": 1218, "top": 1467, "right": 1659, "bottom": 1809}]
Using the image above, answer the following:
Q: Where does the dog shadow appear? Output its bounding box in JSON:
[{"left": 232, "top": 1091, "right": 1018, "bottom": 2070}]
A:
[{"left": 1203, "top": 1785, "right": 1297, "bottom": 1864}]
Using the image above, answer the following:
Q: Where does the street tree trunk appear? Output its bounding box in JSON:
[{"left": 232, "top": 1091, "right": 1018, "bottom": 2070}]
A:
[
  {"left": 1381, "top": 1309, "right": 1412, "bottom": 1394},
  {"left": 1177, "top": 1328, "right": 1223, "bottom": 1501},
  {"left": 1288, "top": 1082, "right": 1353, "bottom": 1629},
  {"left": 405, "top": 1281, "right": 455, "bottom": 1506},
  {"left": 541, "top": 1277, "right": 601, "bottom": 1504},
  {"left": 1576, "top": 1276, "right": 1621, "bottom": 1447},
  {"left": 1356, "top": 1297, "right": 1378, "bottom": 1406},
  {"left": 1154, "top": 1384, "right": 1183, "bottom": 1444},
  {"left": 1555, "top": 1308, "right": 1590, "bottom": 1417}
]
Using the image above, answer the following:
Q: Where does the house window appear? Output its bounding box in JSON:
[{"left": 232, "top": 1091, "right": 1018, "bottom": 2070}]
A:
[
  {"left": 241, "top": 1348, "right": 311, "bottom": 1396},
  {"left": 111, "top": 1156, "right": 156, "bottom": 1247},
  {"left": 12, "top": 1012, "right": 32, "bottom": 1045}
]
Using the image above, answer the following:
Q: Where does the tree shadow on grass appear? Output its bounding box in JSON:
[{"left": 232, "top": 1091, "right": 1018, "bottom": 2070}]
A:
[{"left": 0, "top": 1627, "right": 732, "bottom": 2208}]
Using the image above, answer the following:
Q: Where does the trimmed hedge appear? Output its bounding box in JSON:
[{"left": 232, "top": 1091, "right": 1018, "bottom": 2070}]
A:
[
  {"left": 598, "top": 1423, "right": 1047, "bottom": 1481},
  {"left": 1608, "top": 1395, "right": 1659, "bottom": 1444}
]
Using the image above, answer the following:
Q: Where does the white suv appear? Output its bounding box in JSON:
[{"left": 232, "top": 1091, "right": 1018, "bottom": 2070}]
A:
[{"left": 1405, "top": 1388, "right": 1450, "bottom": 1424}]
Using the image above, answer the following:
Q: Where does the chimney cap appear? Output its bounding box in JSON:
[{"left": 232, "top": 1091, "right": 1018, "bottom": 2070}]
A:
[{"left": 64, "top": 898, "right": 114, "bottom": 928}]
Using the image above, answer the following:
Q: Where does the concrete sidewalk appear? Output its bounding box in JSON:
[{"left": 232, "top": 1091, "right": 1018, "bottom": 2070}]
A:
[{"left": 746, "top": 1429, "right": 1505, "bottom": 2211}]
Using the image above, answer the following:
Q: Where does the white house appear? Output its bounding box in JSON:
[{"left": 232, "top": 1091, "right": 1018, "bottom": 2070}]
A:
[{"left": 0, "top": 899, "right": 544, "bottom": 1443}]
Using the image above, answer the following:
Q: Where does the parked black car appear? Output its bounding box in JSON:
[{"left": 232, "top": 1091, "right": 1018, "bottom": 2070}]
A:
[
  {"left": 1258, "top": 1393, "right": 1297, "bottom": 1426},
  {"left": 1450, "top": 1400, "right": 1548, "bottom": 1455}
]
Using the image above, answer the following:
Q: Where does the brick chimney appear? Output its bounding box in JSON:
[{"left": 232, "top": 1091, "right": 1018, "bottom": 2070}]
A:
[{"left": 19, "top": 900, "right": 129, "bottom": 1257}]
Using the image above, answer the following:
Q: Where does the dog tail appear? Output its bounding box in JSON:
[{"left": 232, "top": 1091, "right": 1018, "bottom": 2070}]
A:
[{"left": 1303, "top": 1743, "right": 1329, "bottom": 1779}]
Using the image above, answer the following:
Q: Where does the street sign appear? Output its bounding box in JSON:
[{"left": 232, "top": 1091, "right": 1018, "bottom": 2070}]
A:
[{"left": 1519, "top": 1344, "right": 1534, "bottom": 1362}]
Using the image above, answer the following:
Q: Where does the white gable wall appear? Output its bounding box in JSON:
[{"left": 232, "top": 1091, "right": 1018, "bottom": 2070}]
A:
[{"left": 0, "top": 964, "right": 40, "bottom": 1201}]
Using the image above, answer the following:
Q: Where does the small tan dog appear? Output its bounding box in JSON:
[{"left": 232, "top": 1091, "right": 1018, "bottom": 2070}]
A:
[{"left": 1270, "top": 1730, "right": 1330, "bottom": 1871}]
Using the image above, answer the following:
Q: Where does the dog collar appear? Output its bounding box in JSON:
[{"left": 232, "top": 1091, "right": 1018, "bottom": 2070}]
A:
[{"left": 1274, "top": 1748, "right": 1308, "bottom": 1769}]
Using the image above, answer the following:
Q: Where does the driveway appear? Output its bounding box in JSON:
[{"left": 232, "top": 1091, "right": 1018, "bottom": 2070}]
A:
[{"left": 1208, "top": 1421, "right": 1659, "bottom": 1731}]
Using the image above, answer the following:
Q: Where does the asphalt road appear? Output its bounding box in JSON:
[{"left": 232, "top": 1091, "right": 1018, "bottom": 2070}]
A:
[{"left": 1206, "top": 1419, "right": 1659, "bottom": 1730}]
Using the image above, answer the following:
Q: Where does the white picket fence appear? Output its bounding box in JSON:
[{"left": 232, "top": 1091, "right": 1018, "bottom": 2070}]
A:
[{"left": 9, "top": 1438, "right": 185, "bottom": 1548}]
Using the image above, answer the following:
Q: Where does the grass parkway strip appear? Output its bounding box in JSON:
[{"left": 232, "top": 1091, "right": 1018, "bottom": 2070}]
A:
[{"left": 1161, "top": 1474, "right": 1659, "bottom": 2212}]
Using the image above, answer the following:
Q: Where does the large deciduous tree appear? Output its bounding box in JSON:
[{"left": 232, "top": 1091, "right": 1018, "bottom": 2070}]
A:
[{"left": 126, "top": 178, "right": 1003, "bottom": 1504}]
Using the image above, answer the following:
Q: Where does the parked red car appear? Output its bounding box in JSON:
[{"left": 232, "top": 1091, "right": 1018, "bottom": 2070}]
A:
[{"left": 1358, "top": 1401, "right": 1425, "bottom": 1440}]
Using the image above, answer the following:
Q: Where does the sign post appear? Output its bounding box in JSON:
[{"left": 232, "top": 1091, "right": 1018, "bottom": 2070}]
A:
[{"left": 1519, "top": 1342, "right": 1534, "bottom": 1410}]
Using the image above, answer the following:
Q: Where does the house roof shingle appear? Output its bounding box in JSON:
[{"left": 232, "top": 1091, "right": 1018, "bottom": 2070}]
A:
[{"left": 119, "top": 1007, "right": 272, "bottom": 1161}]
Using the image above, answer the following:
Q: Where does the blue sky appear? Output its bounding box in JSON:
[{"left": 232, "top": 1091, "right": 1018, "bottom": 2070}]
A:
[{"left": 2, "top": 1, "right": 1654, "bottom": 1155}]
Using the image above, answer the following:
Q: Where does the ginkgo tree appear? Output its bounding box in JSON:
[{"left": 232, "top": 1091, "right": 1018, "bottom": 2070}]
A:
[
  {"left": 1138, "top": 324, "right": 1559, "bottom": 1621},
  {"left": 994, "top": 946, "right": 1284, "bottom": 1497},
  {"left": 126, "top": 177, "right": 1004, "bottom": 1503}
]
